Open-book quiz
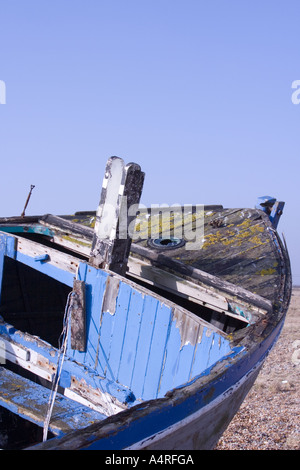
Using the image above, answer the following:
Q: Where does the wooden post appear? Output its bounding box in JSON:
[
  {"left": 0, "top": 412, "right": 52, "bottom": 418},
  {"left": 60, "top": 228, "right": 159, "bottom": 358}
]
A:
[
  {"left": 89, "top": 157, "right": 145, "bottom": 275},
  {"left": 70, "top": 280, "right": 86, "bottom": 351}
]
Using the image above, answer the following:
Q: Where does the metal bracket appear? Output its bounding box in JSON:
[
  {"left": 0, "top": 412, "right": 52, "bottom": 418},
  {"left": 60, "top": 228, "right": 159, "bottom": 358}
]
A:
[{"left": 256, "top": 196, "right": 285, "bottom": 229}]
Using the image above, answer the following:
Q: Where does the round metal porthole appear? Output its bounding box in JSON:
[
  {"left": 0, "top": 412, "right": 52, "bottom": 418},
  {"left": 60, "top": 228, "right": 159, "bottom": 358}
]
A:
[{"left": 147, "top": 237, "right": 185, "bottom": 250}]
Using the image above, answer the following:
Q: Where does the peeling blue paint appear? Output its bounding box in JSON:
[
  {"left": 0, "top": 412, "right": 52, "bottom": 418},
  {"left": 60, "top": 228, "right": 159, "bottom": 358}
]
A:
[
  {"left": 66, "top": 261, "right": 233, "bottom": 402},
  {"left": 0, "top": 225, "right": 54, "bottom": 236}
]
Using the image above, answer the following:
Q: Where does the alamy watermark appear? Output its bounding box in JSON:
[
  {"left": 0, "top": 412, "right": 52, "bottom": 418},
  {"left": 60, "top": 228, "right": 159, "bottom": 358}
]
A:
[
  {"left": 291, "top": 80, "right": 300, "bottom": 105},
  {"left": 0, "top": 339, "right": 6, "bottom": 364},
  {"left": 95, "top": 199, "right": 205, "bottom": 250},
  {"left": 0, "top": 80, "right": 6, "bottom": 104},
  {"left": 292, "top": 340, "right": 300, "bottom": 366}
]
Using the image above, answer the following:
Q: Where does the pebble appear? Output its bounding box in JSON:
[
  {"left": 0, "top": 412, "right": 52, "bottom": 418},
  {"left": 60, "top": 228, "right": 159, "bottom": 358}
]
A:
[{"left": 215, "top": 287, "right": 300, "bottom": 450}]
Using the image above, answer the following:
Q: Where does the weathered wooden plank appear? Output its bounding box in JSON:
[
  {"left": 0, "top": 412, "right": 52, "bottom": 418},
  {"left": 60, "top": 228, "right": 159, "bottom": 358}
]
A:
[
  {"left": 158, "top": 315, "right": 195, "bottom": 397},
  {"left": 190, "top": 327, "right": 214, "bottom": 380},
  {"left": 141, "top": 302, "right": 173, "bottom": 400},
  {"left": 129, "top": 244, "right": 272, "bottom": 315},
  {"left": 190, "top": 328, "right": 233, "bottom": 382},
  {"left": 117, "top": 290, "right": 144, "bottom": 387},
  {"left": 40, "top": 214, "right": 93, "bottom": 239},
  {"left": 194, "top": 242, "right": 276, "bottom": 275},
  {"left": 133, "top": 208, "right": 268, "bottom": 268},
  {"left": 129, "top": 295, "right": 160, "bottom": 400},
  {"left": 71, "top": 267, "right": 107, "bottom": 371},
  {"left": 157, "top": 320, "right": 181, "bottom": 396},
  {"left": 128, "top": 257, "right": 229, "bottom": 312},
  {"left": 171, "top": 342, "right": 197, "bottom": 388},
  {"left": 89, "top": 157, "right": 144, "bottom": 275},
  {"left": 197, "top": 225, "right": 271, "bottom": 266},
  {"left": 175, "top": 208, "right": 282, "bottom": 303},
  {"left": 0, "top": 318, "right": 135, "bottom": 415},
  {"left": 16, "top": 236, "right": 80, "bottom": 274},
  {"left": 0, "top": 215, "right": 40, "bottom": 224},
  {"left": 100, "top": 281, "right": 131, "bottom": 381},
  {"left": 92, "top": 276, "right": 120, "bottom": 378},
  {"left": 0, "top": 366, "right": 106, "bottom": 436},
  {"left": 158, "top": 310, "right": 233, "bottom": 398},
  {"left": 70, "top": 280, "right": 86, "bottom": 352}
]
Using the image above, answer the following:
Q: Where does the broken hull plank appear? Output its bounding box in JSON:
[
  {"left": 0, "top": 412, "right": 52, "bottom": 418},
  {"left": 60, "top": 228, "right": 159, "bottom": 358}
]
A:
[{"left": 0, "top": 366, "right": 106, "bottom": 437}]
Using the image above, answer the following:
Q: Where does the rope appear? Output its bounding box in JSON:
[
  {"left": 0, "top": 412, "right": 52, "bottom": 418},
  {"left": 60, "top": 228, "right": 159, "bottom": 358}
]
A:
[
  {"left": 42, "top": 276, "right": 118, "bottom": 440},
  {"left": 42, "top": 291, "right": 73, "bottom": 442}
]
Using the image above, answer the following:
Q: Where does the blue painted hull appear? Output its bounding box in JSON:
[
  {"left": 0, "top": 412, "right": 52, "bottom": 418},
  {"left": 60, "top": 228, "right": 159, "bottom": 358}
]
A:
[{"left": 32, "top": 314, "right": 284, "bottom": 450}]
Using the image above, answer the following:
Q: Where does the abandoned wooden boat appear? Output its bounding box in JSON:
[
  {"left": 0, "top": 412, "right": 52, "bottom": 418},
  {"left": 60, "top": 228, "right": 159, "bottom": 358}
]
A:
[{"left": 0, "top": 157, "right": 291, "bottom": 450}]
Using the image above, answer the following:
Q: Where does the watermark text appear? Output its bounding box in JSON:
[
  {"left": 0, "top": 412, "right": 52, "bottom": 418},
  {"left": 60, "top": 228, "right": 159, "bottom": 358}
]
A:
[
  {"left": 0, "top": 339, "right": 6, "bottom": 364},
  {"left": 94, "top": 199, "right": 205, "bottom": 250},
  {"left": 0, "top": 80, "right": 6, "bottom": 104},
  {"left": 291, "top": 80, "right": 300, "bottom": 105}
]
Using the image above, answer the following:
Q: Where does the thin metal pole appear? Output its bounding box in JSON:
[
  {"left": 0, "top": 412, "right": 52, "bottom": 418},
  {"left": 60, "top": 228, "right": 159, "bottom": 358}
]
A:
[{"left": 21, "top": 184, "right": 35, "bottom": 217}]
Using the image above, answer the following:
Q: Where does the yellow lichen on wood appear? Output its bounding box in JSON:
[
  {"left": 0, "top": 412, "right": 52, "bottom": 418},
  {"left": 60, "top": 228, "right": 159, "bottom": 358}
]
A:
[
  {"left": 256, "top": 268, "right": 277, "bottom": 276},
  {"left": 202, "top": 220, "right": 266, "bottom": 250},
  {"left": 62, "top": 235, "right": 91, "bottom": 247}
]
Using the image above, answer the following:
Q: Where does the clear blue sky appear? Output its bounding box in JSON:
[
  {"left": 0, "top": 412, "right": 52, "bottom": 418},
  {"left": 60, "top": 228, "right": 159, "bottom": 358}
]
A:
[{"left": 0, "top": 1, "right": 299, "bottom": 284}]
